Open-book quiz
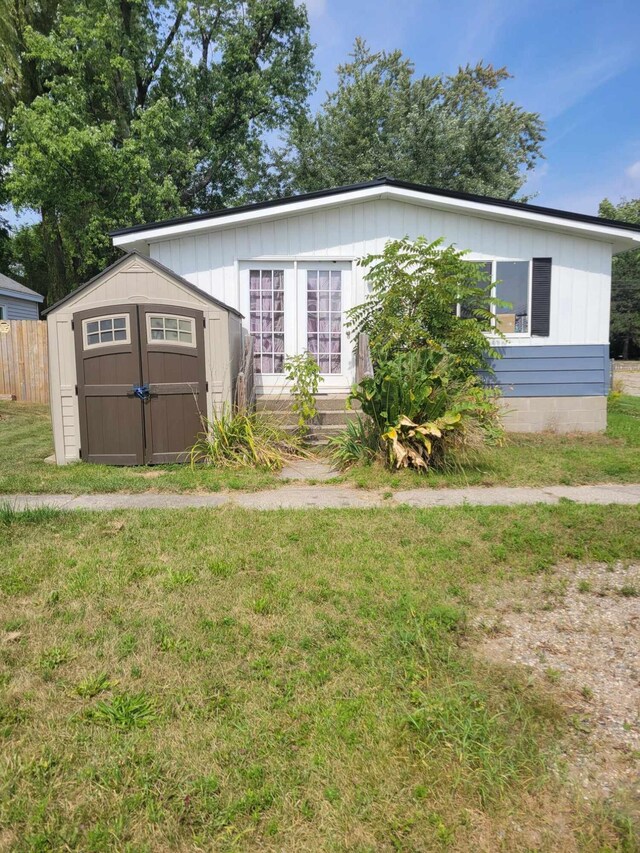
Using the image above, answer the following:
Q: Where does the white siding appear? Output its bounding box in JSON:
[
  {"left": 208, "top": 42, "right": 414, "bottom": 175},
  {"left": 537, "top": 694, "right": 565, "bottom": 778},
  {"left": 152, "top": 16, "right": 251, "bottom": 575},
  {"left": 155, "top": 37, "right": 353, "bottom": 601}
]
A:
[{"left": 150, "top": 198, "right": 613, "bottom": 347}]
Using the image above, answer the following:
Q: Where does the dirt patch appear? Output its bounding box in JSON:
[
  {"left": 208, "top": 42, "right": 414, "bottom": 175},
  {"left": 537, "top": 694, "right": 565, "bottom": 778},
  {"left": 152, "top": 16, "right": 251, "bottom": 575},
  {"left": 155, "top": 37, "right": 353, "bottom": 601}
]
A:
[{"left": 473, "top": 562, "right": 640, "bottom": 808}]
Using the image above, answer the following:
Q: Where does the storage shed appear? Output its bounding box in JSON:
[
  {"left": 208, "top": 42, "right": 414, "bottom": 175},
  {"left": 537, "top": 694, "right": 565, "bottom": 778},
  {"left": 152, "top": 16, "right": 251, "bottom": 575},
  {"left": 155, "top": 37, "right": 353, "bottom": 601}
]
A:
[{"left": 44, "top": 252, "right": 242, "bottom": 465}]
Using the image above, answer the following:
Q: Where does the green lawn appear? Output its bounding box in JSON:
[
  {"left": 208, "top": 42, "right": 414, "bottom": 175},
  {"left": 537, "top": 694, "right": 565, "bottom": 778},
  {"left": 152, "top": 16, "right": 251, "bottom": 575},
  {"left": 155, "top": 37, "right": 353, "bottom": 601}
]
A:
[
  {"left": 1, "top": 396, "right": 640, "bottom": 494},
  {"left": 1, "top": 503, "right": 639, "bottom": 850},
  {"left": 337, "top": 394, "right": 640, "bottom": 490}
]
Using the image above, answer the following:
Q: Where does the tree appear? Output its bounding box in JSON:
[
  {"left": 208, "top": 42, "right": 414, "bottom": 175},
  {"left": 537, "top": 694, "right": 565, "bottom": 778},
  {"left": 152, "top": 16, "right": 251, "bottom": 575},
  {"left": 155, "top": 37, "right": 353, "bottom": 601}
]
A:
[
  {"left": 346, "top": 236, "right": 499, "bottom": 379},
  {"left": 2, "top": 0, "right": 315, "bottom": 302},
  {"left": 600, "top": 198, "right": 640, "bottom": 359},
  {"left": 282, "top": 39, "right": 544, "bottom": 199}
]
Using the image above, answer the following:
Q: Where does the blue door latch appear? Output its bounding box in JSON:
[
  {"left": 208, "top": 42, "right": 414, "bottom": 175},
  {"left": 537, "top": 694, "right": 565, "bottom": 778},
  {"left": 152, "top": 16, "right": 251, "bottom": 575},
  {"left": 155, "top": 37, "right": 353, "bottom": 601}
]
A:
[{"left": 132, "top": 383, "right": 150, "bottom": 401}]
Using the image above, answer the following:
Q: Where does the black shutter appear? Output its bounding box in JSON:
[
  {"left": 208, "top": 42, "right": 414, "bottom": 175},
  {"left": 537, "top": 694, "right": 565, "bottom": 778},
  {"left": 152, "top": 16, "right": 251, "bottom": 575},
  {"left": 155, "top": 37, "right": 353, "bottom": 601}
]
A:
[{"left": 531, "top": 257, "right": 552, "bottom": 336}]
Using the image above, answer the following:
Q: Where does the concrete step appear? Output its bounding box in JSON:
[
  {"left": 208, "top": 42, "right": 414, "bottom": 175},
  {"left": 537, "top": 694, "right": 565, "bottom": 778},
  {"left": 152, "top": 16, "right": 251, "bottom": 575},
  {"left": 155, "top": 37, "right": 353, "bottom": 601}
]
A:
[
  {"left": 257, "top": 394, "right": 360, "bottom": 413},
  {"left": 281, "top": 423, "right": 349, "bottom": 445}
]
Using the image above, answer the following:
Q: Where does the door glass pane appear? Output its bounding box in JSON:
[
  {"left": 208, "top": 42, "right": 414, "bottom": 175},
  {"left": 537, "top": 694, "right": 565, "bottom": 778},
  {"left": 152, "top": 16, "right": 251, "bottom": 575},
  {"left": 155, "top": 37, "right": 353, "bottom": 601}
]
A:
[
  {"left": 495, "top": 261, "right": 529, "bottom": 333},
  {"left": 84, "top": 315, "right": 129, "bottom": 348},
  {"left": 249, "top": 269, "right": 285, "bottom": 374},
  {"left": 307, "top": 270, "right": 341, "bottom": 374}
]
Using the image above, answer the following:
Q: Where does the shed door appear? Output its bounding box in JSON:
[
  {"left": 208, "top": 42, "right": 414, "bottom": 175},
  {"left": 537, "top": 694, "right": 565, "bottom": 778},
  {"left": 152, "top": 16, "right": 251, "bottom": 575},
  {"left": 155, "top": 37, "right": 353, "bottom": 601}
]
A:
[
  {"left": 73, "top": 303, "right": 206, "bottom": 465},
  {"left": 74, "top": 304, "right": 145, "bottom": 465},
  {"left": 139, "top": 305, "right": 207, "bottom": 464}
]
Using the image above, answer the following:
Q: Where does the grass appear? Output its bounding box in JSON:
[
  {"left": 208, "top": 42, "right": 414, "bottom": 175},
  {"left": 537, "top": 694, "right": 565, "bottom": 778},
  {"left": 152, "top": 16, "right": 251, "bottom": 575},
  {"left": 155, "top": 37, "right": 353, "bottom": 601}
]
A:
[
  {"left": 335, "top": 394, "right": 640, "bottom": 490},
  {"left": 0, "top": 402, "right": 280, "bottom": 494},
  {"left": 1, "top": 395, "right": 640, "bottom": 494},
  {"left": 1, "top": 503, "right": 639, "bottom": 849}
]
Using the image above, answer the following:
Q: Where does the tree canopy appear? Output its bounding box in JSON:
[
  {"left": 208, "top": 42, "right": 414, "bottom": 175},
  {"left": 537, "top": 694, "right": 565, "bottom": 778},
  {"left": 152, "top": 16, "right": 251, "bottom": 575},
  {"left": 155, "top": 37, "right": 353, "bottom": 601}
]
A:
[
  {"left": 1, "top": 17, "right": 548, "bottom": 303},
  {"left": 1, "top": 0, "right": 315, "bottom": 301},
  {"left": 600, "top": 197, "right": 640, "bottom": 359},
  {"left": 281, "top": 39, "right": 545, "bottom": 199}
]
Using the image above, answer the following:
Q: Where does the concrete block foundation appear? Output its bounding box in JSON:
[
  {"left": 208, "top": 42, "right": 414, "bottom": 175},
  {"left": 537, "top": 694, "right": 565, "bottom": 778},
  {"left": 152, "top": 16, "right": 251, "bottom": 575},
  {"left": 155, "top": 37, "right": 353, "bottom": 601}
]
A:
[{"left": 498, "top": 396, "right": 607, "bottom": 433}]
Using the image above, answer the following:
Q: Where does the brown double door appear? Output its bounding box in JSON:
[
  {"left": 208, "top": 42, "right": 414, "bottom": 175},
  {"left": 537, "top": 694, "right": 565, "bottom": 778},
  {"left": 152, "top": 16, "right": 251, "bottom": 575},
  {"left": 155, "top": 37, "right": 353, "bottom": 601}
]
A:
[{"left": 74, "top": 303, "right": 206, "bottom": 465}]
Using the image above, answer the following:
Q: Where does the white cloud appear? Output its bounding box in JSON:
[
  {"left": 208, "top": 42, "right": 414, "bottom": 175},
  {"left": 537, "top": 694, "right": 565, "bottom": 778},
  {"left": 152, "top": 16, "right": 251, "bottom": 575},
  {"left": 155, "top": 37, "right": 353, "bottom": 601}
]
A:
[{"left": 625, "top": 161, "right": 640, "bottom": 183}]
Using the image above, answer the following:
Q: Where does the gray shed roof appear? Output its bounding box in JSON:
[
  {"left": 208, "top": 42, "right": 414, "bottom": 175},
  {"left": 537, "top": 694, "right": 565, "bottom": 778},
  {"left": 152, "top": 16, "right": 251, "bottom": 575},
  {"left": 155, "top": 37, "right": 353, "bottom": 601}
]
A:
[{"left": 0, "top": 272, "right": 44, "bottom": 303}]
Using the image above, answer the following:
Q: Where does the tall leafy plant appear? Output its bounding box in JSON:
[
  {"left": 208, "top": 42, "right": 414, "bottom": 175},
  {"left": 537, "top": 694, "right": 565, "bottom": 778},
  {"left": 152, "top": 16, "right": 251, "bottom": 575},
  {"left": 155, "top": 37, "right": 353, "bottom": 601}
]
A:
[
  {"left": 347, "top": 350, "right": 503, "bottom": 471},
  {"left": 284, "top": 352, "right": 321, "bottom": 434},
  {"left": 347, "top": 236, "right": 502, "bottom": 377}
]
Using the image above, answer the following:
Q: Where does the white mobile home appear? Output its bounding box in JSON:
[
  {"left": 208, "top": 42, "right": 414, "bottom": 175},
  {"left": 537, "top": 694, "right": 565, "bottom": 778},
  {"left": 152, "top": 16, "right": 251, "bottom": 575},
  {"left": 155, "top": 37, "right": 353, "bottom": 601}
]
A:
[
  {"left": 45, "top": 178, "right": 640, "bottom": 465},
  {"left": 112, "top": 178, "right": 640, "bottom": 433}
]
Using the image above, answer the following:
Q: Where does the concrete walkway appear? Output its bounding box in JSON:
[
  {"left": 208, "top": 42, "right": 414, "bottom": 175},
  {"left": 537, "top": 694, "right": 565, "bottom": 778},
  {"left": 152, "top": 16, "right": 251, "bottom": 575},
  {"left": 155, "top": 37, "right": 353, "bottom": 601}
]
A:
[{"left": 4, "top": 483, "right": 640, "bottom": 511}]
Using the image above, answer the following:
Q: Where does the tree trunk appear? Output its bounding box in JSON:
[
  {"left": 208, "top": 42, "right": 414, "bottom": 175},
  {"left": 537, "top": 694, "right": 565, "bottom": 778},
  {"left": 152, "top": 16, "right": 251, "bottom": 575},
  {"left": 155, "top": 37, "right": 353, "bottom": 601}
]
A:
[
  {"left": 622, "top": 335, "right": 630, "bottom": 361},
  {"left": 41, "top": 207, "right": 69, "bottom": 303}
]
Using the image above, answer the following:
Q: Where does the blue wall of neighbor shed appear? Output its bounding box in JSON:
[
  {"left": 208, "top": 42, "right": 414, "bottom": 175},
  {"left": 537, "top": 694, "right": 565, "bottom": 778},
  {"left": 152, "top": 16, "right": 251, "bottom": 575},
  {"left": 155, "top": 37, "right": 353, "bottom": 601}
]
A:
[
  {"left": 485, "top": 345, "right": 610, "bottom": 397},
  {"left": 0, "top": 294, "right": 41, "bottom": 320}
]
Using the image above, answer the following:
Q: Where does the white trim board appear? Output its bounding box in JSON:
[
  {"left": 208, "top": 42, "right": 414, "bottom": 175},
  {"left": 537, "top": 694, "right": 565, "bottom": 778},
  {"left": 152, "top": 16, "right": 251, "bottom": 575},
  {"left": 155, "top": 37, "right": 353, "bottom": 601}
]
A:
[{"left": 113, "top": 185, "right": 640, "bottom": 254}]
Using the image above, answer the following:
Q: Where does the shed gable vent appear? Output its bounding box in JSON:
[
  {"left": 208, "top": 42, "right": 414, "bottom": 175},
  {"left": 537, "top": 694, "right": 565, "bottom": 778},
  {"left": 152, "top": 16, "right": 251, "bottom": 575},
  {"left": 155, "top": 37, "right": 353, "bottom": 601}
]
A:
[{"left": 531, "top": 257, "right": 552, "bottom": 336}]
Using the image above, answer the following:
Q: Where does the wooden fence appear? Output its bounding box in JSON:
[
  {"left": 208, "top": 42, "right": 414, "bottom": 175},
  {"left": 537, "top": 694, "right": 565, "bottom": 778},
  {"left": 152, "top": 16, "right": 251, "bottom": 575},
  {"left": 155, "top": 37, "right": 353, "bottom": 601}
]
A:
[{"left": 0, "top": 320, "right": 49, "bottom": 404}]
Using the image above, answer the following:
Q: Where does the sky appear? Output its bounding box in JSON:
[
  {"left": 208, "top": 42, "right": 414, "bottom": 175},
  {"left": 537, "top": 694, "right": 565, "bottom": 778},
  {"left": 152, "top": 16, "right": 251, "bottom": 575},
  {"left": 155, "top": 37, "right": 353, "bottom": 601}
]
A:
[{"left": 302, "top": 0, "right": 640, "bottom": 215}]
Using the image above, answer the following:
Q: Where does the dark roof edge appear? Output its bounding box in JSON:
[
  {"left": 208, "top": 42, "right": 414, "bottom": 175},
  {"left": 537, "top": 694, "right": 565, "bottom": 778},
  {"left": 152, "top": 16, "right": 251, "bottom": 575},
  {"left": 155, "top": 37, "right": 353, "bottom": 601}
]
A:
[
  {"left": 43, "top": 251, "right": 244, "bottom": 318},
  {"left": 109, "top": 177, "right": 640, "bottom": 239}
]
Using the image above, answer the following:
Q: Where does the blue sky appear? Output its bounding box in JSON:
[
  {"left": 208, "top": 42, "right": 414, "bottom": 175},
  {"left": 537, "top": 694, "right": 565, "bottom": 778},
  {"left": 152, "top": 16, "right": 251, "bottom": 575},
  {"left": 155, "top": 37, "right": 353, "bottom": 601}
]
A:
[{"left": 303, "top": 0, "right": 640, "bottom": 214}]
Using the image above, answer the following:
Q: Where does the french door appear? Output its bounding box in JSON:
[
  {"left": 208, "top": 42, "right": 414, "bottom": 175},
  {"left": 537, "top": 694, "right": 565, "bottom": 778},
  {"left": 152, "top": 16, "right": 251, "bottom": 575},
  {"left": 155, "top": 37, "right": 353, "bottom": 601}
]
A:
[
  {"left": 297, "top": 262, "right": 353, "bottom": 391},
  {"left": 240, "top": 261, "right": 354, "bottom": 394}
]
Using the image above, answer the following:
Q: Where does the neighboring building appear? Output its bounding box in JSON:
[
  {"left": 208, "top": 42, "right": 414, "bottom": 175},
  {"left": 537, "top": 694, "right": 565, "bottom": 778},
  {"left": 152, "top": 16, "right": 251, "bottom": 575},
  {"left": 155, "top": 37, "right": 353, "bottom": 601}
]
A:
[
  {"left": 44, "top": 178, "right": 640, "bottom": 465},
  {"left": 0, "top": 272, "right": 44, "bottom": 319},
  {"left": 111, "top": 177, "right": 640, "bottom": 434}
]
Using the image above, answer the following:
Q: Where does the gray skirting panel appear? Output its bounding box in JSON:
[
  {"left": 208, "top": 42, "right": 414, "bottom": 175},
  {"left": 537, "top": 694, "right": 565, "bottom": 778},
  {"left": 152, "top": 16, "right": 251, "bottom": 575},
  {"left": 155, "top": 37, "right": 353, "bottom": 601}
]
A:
[{"left": 484, "top": 344, "right": 610, "bottom": 397}]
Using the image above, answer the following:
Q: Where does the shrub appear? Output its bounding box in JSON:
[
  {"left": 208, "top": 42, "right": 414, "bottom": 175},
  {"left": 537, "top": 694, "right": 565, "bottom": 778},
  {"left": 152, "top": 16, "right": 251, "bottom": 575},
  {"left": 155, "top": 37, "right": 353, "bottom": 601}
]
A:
[
  {"left": 347, "top": 236, "right": 503, "bottom": 377},
  {"left": 348, "top": 350, "right": 503, "bottom": 472},
  {"left": 189, "top": 408, "right": 308, "bottom": 470},
  {"left": 284, "top": 352, "right": 322, "bottom": 433}
]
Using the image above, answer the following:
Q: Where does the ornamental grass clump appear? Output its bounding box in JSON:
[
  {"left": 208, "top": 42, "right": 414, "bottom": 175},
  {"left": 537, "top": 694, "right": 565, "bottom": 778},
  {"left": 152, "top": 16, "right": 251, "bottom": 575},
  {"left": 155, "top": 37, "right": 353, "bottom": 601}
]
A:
[{"left": 189, "top": 407, "right": 309, "bottom": 470}]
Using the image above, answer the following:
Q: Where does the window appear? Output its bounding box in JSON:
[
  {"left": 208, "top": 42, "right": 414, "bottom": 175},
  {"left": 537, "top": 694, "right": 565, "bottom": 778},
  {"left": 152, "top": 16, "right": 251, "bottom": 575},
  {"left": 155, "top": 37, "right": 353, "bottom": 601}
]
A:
[
  {"left": 0, "top": 306, "right": 4, "bottom": 320},
  {"left": 148, "top": 314, "right": 195, "bottom": 346},
  {"left": 495, "top": 261, "right": 530, "bottom": 334},
  {"left": 459, "top": 262, "right": 492, "bottom": 319},
  {"left": 250, "top": 269, "right": 284, "bottom": 374},
  {"left": 83, "top": 315, "right": 129, "bottom": 348},
  {"left": 459, "top": 260, "right": 531, "bottom": 335},
  {"left": 307, "top": 269, "right": 342, "bottom": 374}
]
